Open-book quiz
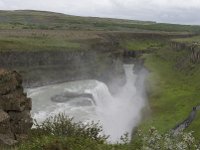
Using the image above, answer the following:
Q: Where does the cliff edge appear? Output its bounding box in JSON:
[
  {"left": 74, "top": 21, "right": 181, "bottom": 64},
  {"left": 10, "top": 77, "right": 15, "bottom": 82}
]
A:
[{"left": 0, "top": 69, "right": 32, "bottom": 145}]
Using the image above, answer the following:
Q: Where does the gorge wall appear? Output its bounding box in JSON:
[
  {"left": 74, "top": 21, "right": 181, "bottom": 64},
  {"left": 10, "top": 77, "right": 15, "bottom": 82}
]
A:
[
  {"left": 0, "top": 32, "right": 193, "bottom": 90},
  {"left": 0, "top": 35, "right": 125, "bottom": 91},
  {"left": 170, "top": 41, "right": 200, "bottom": 64}
]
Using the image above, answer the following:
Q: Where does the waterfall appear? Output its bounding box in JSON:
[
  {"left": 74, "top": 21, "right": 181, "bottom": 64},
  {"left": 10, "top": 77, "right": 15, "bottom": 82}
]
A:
[
  {"left": 84, "top": 64, "right": 146, "bottom": 142},
  {"left": 28, "top": 64, "right": 148, "bottom": 143}
]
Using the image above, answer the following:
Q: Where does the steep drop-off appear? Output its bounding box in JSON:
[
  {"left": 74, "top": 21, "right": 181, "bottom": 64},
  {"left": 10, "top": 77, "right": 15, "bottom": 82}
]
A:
[{"left": 0, "top": 34, "right": 125, "bottom": 92}]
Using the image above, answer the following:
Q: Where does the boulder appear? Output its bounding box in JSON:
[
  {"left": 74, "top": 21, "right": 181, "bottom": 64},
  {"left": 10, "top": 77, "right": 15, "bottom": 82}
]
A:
[{"left": 51, "top": 91, "right": 94, "bottom": 103}]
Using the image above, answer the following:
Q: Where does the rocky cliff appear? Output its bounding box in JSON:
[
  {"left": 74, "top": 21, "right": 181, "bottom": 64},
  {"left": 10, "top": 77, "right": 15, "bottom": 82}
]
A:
[
  {"left": 0, "top": 69, "right": 32, "bottom": 145},
  {"left": 0, "top": 32, "right": 193, "bottom": 90},
  {"left": 170, "top": 41, "right": 200, "bottom": 64},
  {"left": 0, "top": 33, "right": 126, "bottom": 93}
]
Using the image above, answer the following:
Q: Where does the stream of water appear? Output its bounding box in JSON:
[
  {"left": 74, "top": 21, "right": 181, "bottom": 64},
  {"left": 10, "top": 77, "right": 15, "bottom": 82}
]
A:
[{"left": 27, "top": 64, "right": 148, "bottom": 142}]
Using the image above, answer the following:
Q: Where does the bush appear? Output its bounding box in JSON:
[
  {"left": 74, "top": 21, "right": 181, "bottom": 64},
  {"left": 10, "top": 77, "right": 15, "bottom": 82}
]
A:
[
  {"left": 32, "top": 114, "right": 108, "bottom": 142},
  {"left": 137, "top": 127, "right": 200, "bottom": 150},
  {"left": 18, "top": 114, "right": 200, "bottom": 150},
  {"left": 18, "top": 113, "right": 108, "bottom": 150}
]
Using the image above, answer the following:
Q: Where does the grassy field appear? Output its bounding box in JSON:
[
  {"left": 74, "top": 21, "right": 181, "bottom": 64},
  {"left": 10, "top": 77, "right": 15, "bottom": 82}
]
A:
[
  {"left": 0, "top": 10, "right": 200, "bottom": 33},
  {"left": 0, "top": 10, "right": 199, "bottom": 52},
  {"left": 0, "top": 30, "right": 103, "bottom": 51},
  {"left": 0, "top": 35, "right": 81, "bottom": 51},
  {"left": 139, "top": 45, "right": 200, "bottom": 138},
  {"left": 173, "top": 35, "right": 200, "bottom": 44},
  {"left": 121, "top": 39, "right": 165, "bottom": 51}
]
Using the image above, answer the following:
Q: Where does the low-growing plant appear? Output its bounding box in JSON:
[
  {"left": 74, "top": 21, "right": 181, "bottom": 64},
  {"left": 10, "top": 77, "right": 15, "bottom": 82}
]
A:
[
  {"left": 137, "top": 127, "right": 200, "bottom": 150},
  {"left": 18, "top": 114, "right": 200, "bottom": 150},
  {"left": 32, "top": 113, "right": 108, "bottom": 142}
]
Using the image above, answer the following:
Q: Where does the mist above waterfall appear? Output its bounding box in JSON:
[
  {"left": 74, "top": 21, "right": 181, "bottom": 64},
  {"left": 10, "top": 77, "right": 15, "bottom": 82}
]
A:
[
  {"left": 27, "top": 64, "right": 148, "bottom": 143},
  {"left": 84, "top": 64, "right": 148, "bottom": 142}
]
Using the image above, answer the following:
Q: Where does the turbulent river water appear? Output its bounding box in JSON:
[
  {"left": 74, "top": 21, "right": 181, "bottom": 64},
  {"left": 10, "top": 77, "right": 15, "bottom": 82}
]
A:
[{"left": 27, "top": 64, "right": 148, "bottom": 142}]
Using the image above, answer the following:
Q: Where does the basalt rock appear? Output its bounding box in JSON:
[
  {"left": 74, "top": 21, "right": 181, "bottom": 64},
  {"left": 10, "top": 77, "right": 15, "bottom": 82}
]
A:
[
  {"left": 0, "top": 69, "right": 32, "bottom": 146},
  {"left": 190, "top": 44, "right": 200, "bottom": 63},
  {"left": 170, "top": 41, "right": 200, "bottom": 64}
]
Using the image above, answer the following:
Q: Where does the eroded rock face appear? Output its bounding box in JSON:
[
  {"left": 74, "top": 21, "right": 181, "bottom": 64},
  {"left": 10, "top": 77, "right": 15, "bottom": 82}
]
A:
[{"left": 0, "top": 69, "right": 32, "bottom": 145}]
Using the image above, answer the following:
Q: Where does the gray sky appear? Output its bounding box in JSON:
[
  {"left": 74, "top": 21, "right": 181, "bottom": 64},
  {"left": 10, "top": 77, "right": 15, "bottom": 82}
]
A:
[{"left": 0, "top": 0, "right": 200, "bottom": 25}]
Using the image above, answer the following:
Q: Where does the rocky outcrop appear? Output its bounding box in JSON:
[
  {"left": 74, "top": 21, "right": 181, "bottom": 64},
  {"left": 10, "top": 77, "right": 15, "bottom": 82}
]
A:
[
  {"left": 0, "top": 69, "right": 32, "bottom": 145},
  {"left": 172, "top": 105, "right": 200, "bottom": 135},
  {"left": 0, "top": 48, "right": 125, "bottom": 90},
  {"left": 170, "top": 41, "right": 200, "bottom": 64},
  {"left": 51, "top": 92, "right": 94, "bottom": 103},
  {"left": 0, "top": 32, "right": 191, "bottom": 90},
  {"left": 190, "top": 44, "right": 200, "bottom": 63},
  {"left": 170, "top": 41, "right": 187, "bottom": 50}
]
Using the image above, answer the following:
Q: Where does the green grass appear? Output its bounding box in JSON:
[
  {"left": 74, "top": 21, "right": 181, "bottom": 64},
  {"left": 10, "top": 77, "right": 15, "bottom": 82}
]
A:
[
  {"left": 173, "top": 35, "right": 200, "bottom": 44},
  {"left": 0, "top": 10, "right": 199, "bottom": 52},
  {"left": 139, "top": 46, "right": 200, "bottom": 138},
  {"left": 0, "top": 30, "right": 101, "bottom": 51},
  {"left": 15, "top": 114, "right": 140, "bottom": 150},
  {"left": 121, "top": 39, "right": 165, "bottom": 51},
  {"left": 0, "top": 36, "right": 81, "bottom": 51},
  {"left": 0, "top": 10, "right": 200, "bottom": 33},
  {"left": 10, "top": 114, "right": 198, "bottom": 150}
]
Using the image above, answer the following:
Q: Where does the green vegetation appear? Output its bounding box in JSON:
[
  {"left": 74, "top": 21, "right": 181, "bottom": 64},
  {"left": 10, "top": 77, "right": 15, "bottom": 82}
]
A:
[
  {"left": 139, "top": 45, "right": 200, "bottom": 137},
  {"left": 0, "top": 10, "right": 200, "bottom": 33},
  {"left": 173, "top": 35, "right": 200, "bottom": 44},
  {"left": 17, "top": 114, "right": 131, "bottom": 150},
  {"left": 121, "top": 39, "right": 165, "bottom": 51},
  {"left": 0, "top": 30, "right": 101, "bottom": 51},
  {"left": 18, "top": 114, "right": 108, "bottom": 150},
  {"left": 0, "top": 36, "right": 81, "bottom": 51},
  {"left": 13, "top": 114, "right": 199, "bottom": 150},
  {"left": 0, "top": 10, "right": 199, "bottom": 52},
  {"left": 120, "top": 36, "right": 200, "bottom": 138}
]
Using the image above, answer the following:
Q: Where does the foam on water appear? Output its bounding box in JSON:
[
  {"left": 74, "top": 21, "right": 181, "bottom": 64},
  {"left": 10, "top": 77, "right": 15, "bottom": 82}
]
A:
[{"left": 27, "top": 64, "right": 147, "bottom": 142}]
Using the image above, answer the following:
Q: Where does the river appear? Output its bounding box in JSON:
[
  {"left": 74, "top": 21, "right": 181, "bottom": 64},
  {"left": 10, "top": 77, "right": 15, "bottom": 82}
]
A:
[{"left": 27, "top": 64, "right": 148, "bottom": 142}]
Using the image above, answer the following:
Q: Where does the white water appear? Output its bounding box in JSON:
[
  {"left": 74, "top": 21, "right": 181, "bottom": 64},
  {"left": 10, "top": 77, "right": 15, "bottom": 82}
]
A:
[{"left": 27, "top": 64, "right": 147, "bottom": 142}]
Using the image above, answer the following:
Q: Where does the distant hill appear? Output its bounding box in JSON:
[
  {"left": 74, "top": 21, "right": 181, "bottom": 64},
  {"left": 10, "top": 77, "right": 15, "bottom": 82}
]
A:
[{"left": 0, "top": 10, "right": 200, "bottom": 33}]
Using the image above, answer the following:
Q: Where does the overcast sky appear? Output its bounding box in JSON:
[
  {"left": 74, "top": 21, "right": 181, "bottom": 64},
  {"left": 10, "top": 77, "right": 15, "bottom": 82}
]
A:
[{"left": 0, "top": 0, "right": 200, "bottom": 25}]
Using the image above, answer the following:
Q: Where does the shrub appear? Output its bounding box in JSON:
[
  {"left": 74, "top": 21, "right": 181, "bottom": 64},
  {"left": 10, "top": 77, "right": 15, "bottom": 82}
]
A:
[
  {"left": 18, "top": 114, "right": 200, "bottom": 150},
  {"left": 18, "top": 113, "right": 108, "bottom": 150},
  {"left": 138, "top": 127, "right": 200, "bottom": 150},
  {"left": 32, "top": 113, "right": 108, "bottom": 142}
]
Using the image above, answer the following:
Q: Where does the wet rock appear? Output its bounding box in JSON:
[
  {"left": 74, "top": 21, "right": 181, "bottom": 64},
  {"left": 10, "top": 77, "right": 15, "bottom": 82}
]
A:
[
  {"left": 69, "top": 98, "right": 94, "bottom": 106},
  {"left": 172, "top": 105, "right": 200, "bottom": 135},
  {"left": 51, "top": 92, "right": 94, "bottom": 103},
  {"left": 0, "top": 69, "right": 32, "bottom": 145}
]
